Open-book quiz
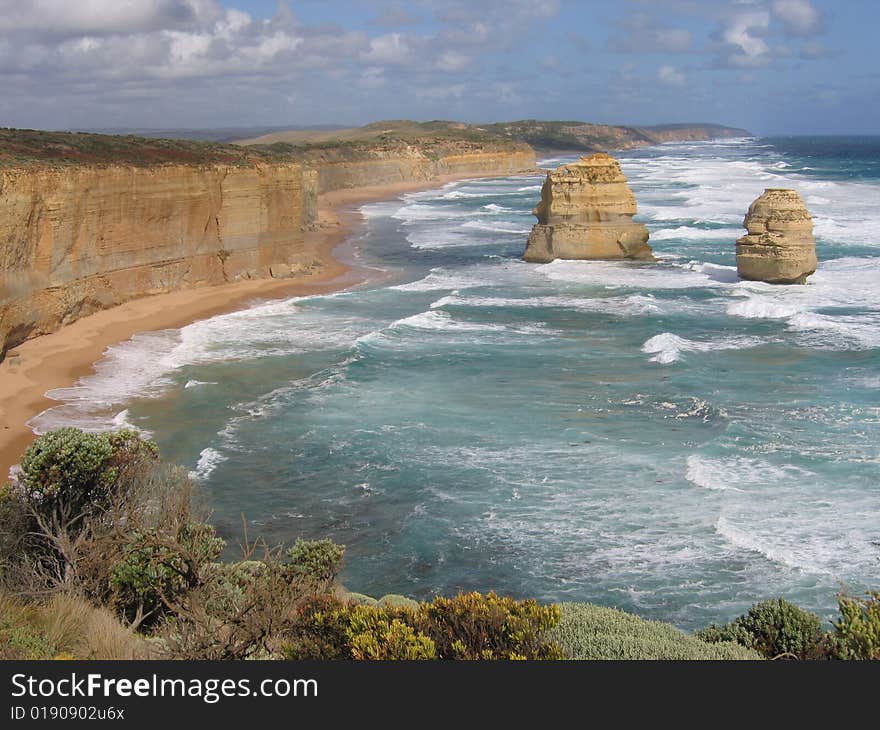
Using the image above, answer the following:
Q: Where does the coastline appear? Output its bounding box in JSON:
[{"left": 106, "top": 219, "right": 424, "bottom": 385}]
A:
[{"left": 0, "top": 169, "right": 538, "bottom": 479}]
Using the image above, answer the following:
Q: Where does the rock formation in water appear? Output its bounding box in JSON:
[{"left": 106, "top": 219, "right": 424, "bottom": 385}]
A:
[
  {"left": 523, "top": 153, "right": 653, "bottom": 263},
  {"left": 735, "top": 188, "right": 817, "bottom": 284}
]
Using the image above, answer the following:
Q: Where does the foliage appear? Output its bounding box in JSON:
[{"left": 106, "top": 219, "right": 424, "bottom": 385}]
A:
[
  {"left": 283, "top": 591, "right": 561, "bottom": 661},
  {"left": 828, "top": 591, "right": 880, "bottom": 660},
  {"left": 415, "top": 592, "right": 561, "bottom": 660},
  {"left": 10, "top": 428, "right": 158, "bottom": 533},
  {"left": 110, "top": 523, "right": 225, "bottom": 628},
  {"left": 696, "top": 598, "right": 824, "bottom": 659},
  {"left": 286, "top": 539, "right": 345, "bottom": 585},
  {"left": 550, "top": 603, "right": 763, "bottom": 660},
  {"left": 347, "top": 605, "right": 436, "bottom": 660}
]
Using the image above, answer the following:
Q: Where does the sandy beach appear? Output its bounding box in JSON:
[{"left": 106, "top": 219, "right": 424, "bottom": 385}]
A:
[{"left": 0, "top": 171, "right": 535, "bottom": 479}]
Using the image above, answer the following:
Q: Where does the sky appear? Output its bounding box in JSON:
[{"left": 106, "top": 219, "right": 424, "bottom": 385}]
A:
[{"left": 0, "top": 0, "right": 876, "bottom": 134}]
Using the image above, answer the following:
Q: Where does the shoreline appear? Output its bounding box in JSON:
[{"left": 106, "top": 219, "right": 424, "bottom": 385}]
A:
[{"left": 0, "top": 169, "right": 538, "bottom": 479}]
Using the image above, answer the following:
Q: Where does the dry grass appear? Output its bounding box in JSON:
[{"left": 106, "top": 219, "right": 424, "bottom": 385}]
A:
[{"left": 1, "top": 591, "right": 152, "bottom": 659}]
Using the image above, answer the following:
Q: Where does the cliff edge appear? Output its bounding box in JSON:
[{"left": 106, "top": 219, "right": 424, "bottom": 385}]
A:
[{"left": 0, "top": 126, "right": 535, "bottom": 359}]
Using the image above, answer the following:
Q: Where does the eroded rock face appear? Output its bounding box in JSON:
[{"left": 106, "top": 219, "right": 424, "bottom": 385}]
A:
[
  {"left": 736, "top": 188, "right": 817, "bottom": 284},
  {"left": 523, "top": 153, "right": 653, "bottom": 263}
]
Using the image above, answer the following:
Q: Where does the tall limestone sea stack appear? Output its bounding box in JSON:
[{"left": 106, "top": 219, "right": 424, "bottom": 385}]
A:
[
  {"left": 736, "top": 189, "right": 817, "bottom": 284},
  {"left": 523, "top": 153, "right": 653, "bottom": 263}
]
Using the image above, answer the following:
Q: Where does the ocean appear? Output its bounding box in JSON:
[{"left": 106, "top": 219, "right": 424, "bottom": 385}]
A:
[{"left": 30, "top": 136, "right": 880, "bottom": 630}]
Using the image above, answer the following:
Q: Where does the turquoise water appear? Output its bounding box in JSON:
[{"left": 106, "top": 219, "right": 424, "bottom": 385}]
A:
[{"left": 33, "top": 137, "right": 880, "bottom": 630}]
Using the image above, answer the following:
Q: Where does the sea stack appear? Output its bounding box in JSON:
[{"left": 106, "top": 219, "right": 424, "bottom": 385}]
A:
[
  {"left": 736, "top": 189, "right": 817, "bottom": 284},
  {"left": 523, "top": 153, "right": 653, "bottom": 263}
]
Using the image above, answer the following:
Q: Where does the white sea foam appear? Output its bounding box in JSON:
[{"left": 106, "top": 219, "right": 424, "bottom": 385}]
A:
[
  {"left": 459, "top": 220, "right": 531, "bottom": 234},
  {"left": 388, "top": 309, "right": 547, "bottom": 337},
  {"left": 642, "top": 332, "right": 764, "bottom": 364},
  {"left": 649, "top": 226, "right": 741, "bottom": 241},
  {"left": 185, "top": 379, "right": 218, "bottom": 389},
  {"left": 685, "top": 455, "right": 805, "bottom": 492},
  {"left": 714, "top": 515, "right": 834, "bottom": 576},
  {"left": 189, "top": 447, "right": 226, "bottom": 481}
]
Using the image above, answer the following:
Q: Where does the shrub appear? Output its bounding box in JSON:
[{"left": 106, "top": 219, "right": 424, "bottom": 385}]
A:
[
  {"left": 283, "top": 594, "right": 355, "bottom": 660},
  {"left": 283, "top": 591, "right": 561, "bottom": 660},
  {"left": 12, "top": 428, "right": 158, "bottom": 525},
  {"left": 347, "top": 605, "right": 436, "bottom": 660},
  {"left": 416, "top": 592, "right": 562, "bottom": 660},
  {"left": 286, "top": 539, "right": 345, "bottom": 585},
  {"left": 550, "top": 603, "right": 762, "bottom": 660},
  {"left": 110, "top": 522, "right": 225, "bottom": 628},
  {"left": 696, "top": 598, "right": 823, "bottom": 659},
  {"left": 828, "top": 591, "right": 880, "bottom": 660}
]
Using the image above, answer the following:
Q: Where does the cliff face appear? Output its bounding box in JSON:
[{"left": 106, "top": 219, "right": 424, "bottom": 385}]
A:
[
  {"left": 524, "top": 153, "right": 652, "bottom": 263},
  {"left": 0, "top": 162, "right": 319, "bottom": 358},
  {"left": 297, "top": 146, "right": 535, "bottom": 194},
  {"left": 736, "top": 188, "right": 817, "bottom": 284},
  {"left": 0, "top": 134, "right": 535, "bottom": 359}
]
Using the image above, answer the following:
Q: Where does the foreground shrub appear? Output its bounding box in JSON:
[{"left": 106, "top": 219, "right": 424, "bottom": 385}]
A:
[
  {"left": 550, "top": 603, "right": 762, "bottom": 660},
  {"left": 828, "top": 591, "right": 880, "bottom": 660},
  {"left": 155, "top": 539, "right": 347, "bottom": 660},
  {"left": 283, "top": 591, "right": 562, "bottom": 660},
  {"left": 286, "top": 539, "right": 345, "bottom": 586},
  {"left": 696, "top": 598, "right": 823, "bottom": 659},
  {"left": 110, "top": 523, "right": 225, "bottom": 629},
  {"left": 416, "top": 592, "right": 561, "bottom": 660},
  {"left": 12, "top": 428, "right": 158, "bottom": 527},
  {"left": 347, "top": 605, "right": 437, "bottom": 660}
]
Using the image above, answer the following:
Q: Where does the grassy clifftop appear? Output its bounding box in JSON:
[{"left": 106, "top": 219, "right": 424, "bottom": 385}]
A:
[
  {"left": 0, "top": 118, "right": 749, "bottom": 169},
  {"left": 0, "top": 122, "right": 529, "bottom": 170},
  {"left": 482, "top": 119, "right": 752, "bottom": 152}
]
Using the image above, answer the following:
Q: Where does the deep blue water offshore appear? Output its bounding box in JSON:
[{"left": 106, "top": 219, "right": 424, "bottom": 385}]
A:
[{"left": 32, "top": 137, "right": 880, "bottom": 629}]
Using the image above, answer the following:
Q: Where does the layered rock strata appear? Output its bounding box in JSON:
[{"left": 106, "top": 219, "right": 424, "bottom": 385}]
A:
[
  {"left": 0, "top": 147, "right": 535, "bottom": 359},
  {"left": 523, "top": 153, "right": 653, "bottom": 263},
  {"left": 735, "top": 188, "right": 817, "bottom": 284},
  {"left": 0, "top": 163, "right": 318, "bottom": 359}
]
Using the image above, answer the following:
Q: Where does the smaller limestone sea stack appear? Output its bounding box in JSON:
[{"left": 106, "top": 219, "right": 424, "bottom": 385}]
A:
[
  {"left": 523, "top": 153, "right": 653, "bottom": 263},
  {"left": 736, "top": 189, "right": 817, "bottom": 284}
]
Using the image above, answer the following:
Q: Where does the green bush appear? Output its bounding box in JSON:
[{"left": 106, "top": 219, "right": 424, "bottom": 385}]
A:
[
  {"left": 696, "top": 598, "right": 823, "bottom": 659},
  {"left": 416, "top": 592, "right": 562, "bottom": 660},
  {"left": 10, "top": 428, "right": 158, "bottom": 529},
  {"left": 283, "top": 591, "right": 561, "bottom": 660},
  {"left": 550, "top": 603, "right": 762, "bottom": 660},
  {"left": 829, "top": 591, "right": 880, "bottom": 660},
  {"left": 347, "top": 605, "right": 436, "bottom": 660},
  {"left": 283, "top": 594, "right": 356, "bottom": 660},
  {"left": 110, "top": 523, "right": 224, "bottom": 628},
  {"left": 286, "top": 539, "right": 345, "bottom": 585}
]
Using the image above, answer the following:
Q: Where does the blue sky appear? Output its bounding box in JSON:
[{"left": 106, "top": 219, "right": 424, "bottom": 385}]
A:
[{"left": 0, "top": 0, "right": 876, "bottom": 134}]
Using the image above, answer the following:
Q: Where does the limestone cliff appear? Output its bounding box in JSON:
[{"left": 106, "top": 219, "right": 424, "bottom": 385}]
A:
[
  {"left": 736, "top": 188, "right": 817, "bottom": 285},
  {"left": 523, "top": 153, "right": 653, "bottom": 263},
  {"left": 0, "top": 163, "right": 319, "bottom": 358},
  {"left": 0, "top": 128, "right": 535, "bottom": 359}
]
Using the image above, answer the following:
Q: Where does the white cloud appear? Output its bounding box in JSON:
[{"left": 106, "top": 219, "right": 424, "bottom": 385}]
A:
[
  {"left": 721, "top": 9, "right": 772, "bottom": 67},
  {"left": 658, "top": 64, "right": 686, "bottom": 86},
  {"left": 0, "top": 0, "right": 222, "bottom": 37},
  {"left": 363, "top": 32, "right": 413, "bottom": 65},
  {"left": 436, "top": 51, "right": 471, "bottom": 72},
  {"left": 772, "top": 0, "right": 821, "bottom": 37}
]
